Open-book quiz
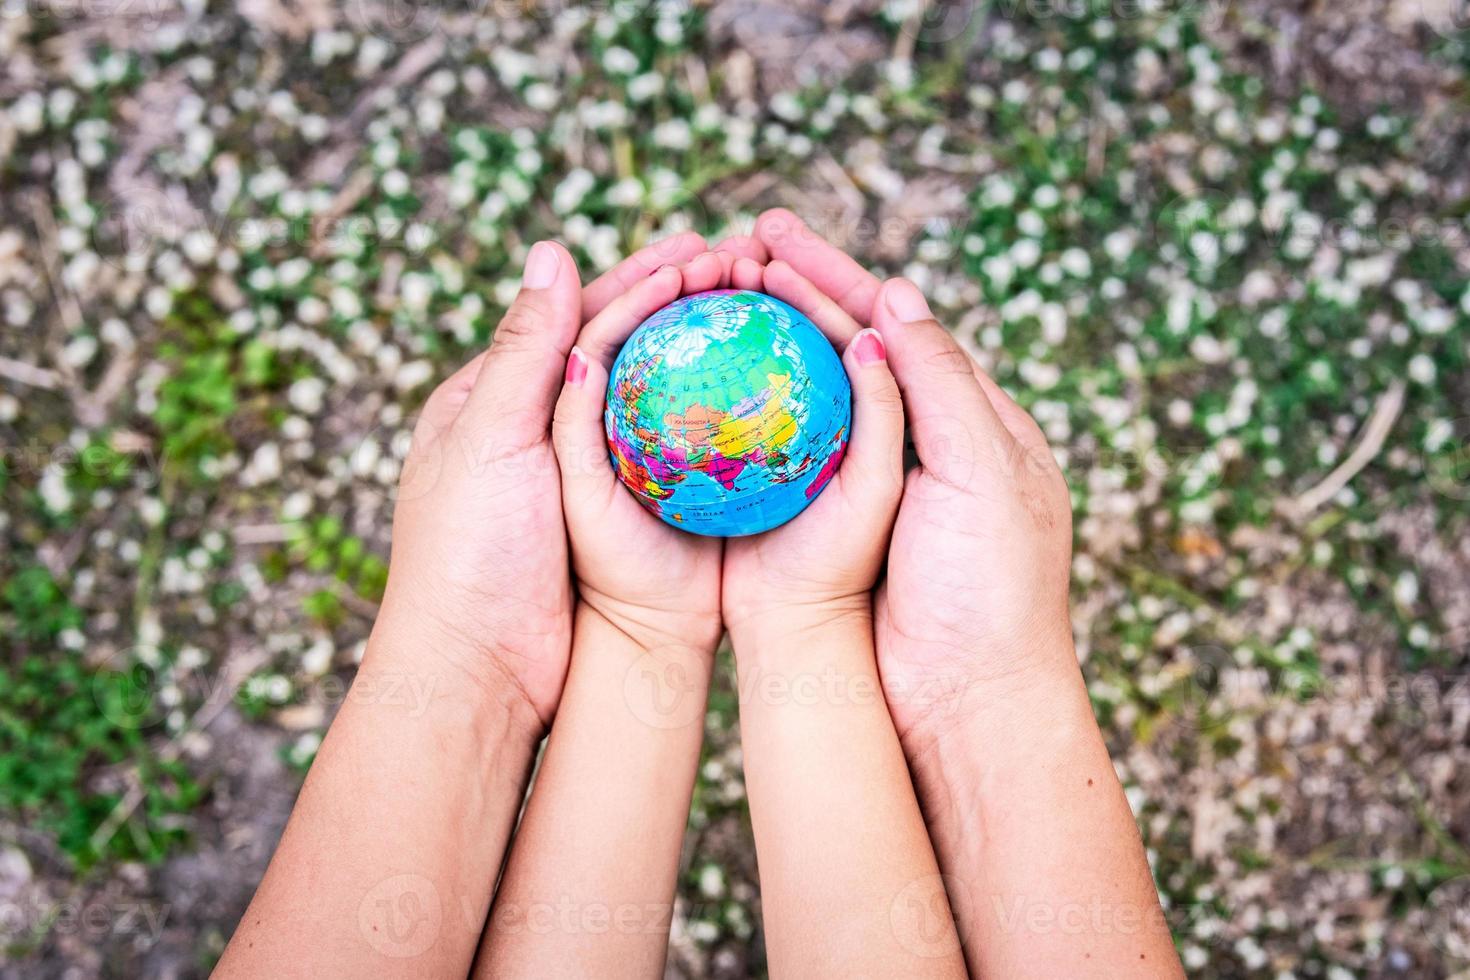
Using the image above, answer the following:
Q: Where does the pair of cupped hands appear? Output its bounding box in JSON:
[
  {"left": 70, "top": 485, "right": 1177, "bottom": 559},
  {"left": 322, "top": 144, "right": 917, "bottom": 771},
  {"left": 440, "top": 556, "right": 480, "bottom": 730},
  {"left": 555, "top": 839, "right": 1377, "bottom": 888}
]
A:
[{"left": 377, "top": 208, "right": 1074, "bottom": 753}]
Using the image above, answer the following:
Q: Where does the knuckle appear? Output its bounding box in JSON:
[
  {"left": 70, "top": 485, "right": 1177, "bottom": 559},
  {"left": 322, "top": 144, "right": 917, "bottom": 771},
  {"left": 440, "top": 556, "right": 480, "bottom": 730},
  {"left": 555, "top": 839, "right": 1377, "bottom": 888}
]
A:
[
  {"left": 865, "top": 379, "right": 905, "bottom": 414},
  {"left": 923, "top": 342, "right": 975, "bottom": 378},
  {"left": 492, "top": 304, "right": 546, "bottom": 352}
]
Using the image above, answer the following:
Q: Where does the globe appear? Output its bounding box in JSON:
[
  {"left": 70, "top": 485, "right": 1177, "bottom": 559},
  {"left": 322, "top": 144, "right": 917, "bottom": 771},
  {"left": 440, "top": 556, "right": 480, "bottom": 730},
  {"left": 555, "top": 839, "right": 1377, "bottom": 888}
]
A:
[{"left": 604, "top": 289, "right": 852, "bottom": 537}]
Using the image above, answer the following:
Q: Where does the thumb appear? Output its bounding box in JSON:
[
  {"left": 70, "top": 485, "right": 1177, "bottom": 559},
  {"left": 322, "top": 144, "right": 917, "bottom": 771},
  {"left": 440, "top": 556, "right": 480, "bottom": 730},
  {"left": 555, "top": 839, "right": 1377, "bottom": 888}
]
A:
[
  {"left": 837, "top": 328, "right": 905, "bottom": 507},
  {"left": 873, "top": 277, "right": 1014, "bottom": 489},
  {"left": 457, "top": 240, "right": 582, "bottom": 448}
]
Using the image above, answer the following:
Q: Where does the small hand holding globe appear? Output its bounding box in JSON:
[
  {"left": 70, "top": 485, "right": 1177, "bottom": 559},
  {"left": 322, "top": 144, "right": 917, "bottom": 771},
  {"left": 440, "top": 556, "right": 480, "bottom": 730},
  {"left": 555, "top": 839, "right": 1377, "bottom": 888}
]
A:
[{"left": 604, "top": 288, "right": 852, "bottom": 537}]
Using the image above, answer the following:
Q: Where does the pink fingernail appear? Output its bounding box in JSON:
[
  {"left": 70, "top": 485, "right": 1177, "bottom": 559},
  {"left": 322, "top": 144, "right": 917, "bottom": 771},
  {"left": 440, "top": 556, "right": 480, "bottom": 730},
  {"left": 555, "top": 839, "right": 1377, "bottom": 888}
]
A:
[
  {"left": 853, "top": 329, "right": 886, "bottom": 366},
  {"left": 524, "top": 241, "right": 560, "bottom": 290},
  {"left": 565, "top": 346, "right": 587, "bottom": 387},
  {"left": 884, "top": 279, "right": 932, "bottom": 323}
]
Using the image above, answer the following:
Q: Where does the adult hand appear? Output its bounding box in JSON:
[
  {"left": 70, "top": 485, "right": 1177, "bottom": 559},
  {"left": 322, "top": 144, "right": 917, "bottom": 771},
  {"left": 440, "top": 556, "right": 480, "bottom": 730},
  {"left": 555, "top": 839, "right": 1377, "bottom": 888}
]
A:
[
  {"left": 753, "top": 211, "right": 1182, "bottom": 980},
  {"left": 375, "top": 232, "right": 711, "bottom": 732},
  {"left": 548, "top": 251, "right": 748, "bottom": 657}
]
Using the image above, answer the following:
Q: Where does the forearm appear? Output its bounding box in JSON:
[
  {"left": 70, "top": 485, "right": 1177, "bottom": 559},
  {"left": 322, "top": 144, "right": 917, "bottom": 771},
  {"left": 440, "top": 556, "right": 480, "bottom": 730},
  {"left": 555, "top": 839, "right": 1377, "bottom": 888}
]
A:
[
  {"left": 907, "top": 640, "right": 1183, "bottom": 978},
  {"left": 475, "top": 604, "right": 716, "bottom": 978},
  {"left": 731, "top": 608, "right": 967, "bottom": 977},
  {"left": 216, "top": 616, "right": 541, "bottom": 978}
]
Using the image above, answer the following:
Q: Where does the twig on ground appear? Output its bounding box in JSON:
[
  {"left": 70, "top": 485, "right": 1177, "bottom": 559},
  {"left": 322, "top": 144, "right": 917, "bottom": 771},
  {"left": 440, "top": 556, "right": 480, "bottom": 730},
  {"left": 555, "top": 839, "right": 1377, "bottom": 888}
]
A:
[{"left": 1282, "top": 379, "right": 1408, "bottom": 519}]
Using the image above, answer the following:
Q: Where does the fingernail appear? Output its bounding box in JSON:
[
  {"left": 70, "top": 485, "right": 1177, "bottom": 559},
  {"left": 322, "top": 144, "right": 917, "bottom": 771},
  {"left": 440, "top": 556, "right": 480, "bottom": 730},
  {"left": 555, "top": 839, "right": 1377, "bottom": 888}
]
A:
[
  {"left": 523, "top": 241, "right": 560, "bottom": 290},
  {"left": 853, "top": 328, "right": 886, "bottom": 366},
  {"left": 564, "top": 346, "right": 587, "bottom": 387},
  {"left": 884, "top": 279, "right": 932, "bottom": 323}
]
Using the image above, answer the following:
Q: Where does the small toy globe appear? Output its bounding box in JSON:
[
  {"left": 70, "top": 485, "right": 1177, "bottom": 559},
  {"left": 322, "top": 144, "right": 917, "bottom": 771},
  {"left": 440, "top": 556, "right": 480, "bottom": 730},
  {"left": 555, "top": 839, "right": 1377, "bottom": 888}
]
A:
[{"left": 604, "top": 289, "right": 851, "bottom": 537}]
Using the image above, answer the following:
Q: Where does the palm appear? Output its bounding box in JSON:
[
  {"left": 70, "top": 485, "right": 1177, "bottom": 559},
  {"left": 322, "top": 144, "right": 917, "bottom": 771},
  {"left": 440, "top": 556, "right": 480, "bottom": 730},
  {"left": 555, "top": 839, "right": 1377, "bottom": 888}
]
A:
[
  {"left": 392, "top": 431, "right": 573, "bottom": 725},
  {"left": 723, "top": 470, "right": 875, "bottom": 624},
  {"left": 875, "top": 464, "right": 1072, "bottom": 741},
  {"left": 572, "top": 484, "right": 722, "bottom": 643}
]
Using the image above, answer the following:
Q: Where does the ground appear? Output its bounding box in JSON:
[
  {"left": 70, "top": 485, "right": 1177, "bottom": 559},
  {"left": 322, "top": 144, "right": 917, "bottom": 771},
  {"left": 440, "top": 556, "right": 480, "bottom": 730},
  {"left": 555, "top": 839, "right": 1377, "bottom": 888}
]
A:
[{"left": 1, "top": 1, "right": 1469, "bottom": 977}]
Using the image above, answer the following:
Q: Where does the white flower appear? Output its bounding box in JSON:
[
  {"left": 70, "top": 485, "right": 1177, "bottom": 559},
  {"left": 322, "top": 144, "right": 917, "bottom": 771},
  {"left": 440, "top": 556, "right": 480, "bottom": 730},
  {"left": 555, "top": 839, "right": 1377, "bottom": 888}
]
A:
[
  {"left": 1039, "top": 303, "right": 1067, "bottom": 345},
  {"left": 289, "top": 377, "right": 327, "bottom": 414},
  {"left": 1407, "top": 354, "right": 1436, "bottom": 385},
  {"left": 653, "top": 118, "right": 692, "bottom": 150},
  {"left": 1009, "top": 238, "right": 1041, "bottom": 269},
  {"left": 552, "top": 168, "right": 595, "bottom": 215},
  {"left": 400, "top": 272, "right": 433, "bottom": 313},
  {"left": 395, "top": 360, "right": 434, "bottom": 391},
  {"left": 1017, "top": 210, "right": 1046, "bottom": 238},
  {"left": 1103, "top": 229, "right": 1134, "bottom": 264},
  {"left": 1059, "top": 248, "right": 1091, "bottom": 278},
  {"left": 771, "top": 92, "right": 803, "bottom": 121},
  {"left": 606, "top": 177, "right": 644, "bottom": 207},
  {"left": 331, "top": 285, "right": 362, "bottom": 320},
  {"left": 1002, "top": 79, "right": 1030, "bottom": 103},
  {"left": 250, "top": 442, "right": 285, "bottom": 484},
  {"left": 1393, "top": 571, "right": 1419, "bottom": 606},
  {"left": 40, "top": 463, "right": 73, "bottom": 514},
  {"left": 603, "top": 46, "right": 639, "bottom": 75},
  {"left": 981, "top": 178, "right": 1017, "bottom": 209},
  {"left": 627, "top": 72, "right": 663, "bottom": 102}
]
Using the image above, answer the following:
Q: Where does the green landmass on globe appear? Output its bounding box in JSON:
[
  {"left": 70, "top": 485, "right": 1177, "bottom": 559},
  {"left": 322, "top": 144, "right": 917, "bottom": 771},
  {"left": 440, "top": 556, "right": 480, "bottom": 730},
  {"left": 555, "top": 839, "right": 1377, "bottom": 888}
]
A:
[{"left": 604, "top": 289, "right": 852, "bottom": 537}]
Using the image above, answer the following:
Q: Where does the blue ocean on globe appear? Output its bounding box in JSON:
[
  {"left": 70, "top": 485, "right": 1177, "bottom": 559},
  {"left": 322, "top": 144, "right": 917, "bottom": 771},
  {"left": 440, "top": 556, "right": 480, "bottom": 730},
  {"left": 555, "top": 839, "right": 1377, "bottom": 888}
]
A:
[{"left": 603, "top": 289, "right": 852, "bottom": 537}]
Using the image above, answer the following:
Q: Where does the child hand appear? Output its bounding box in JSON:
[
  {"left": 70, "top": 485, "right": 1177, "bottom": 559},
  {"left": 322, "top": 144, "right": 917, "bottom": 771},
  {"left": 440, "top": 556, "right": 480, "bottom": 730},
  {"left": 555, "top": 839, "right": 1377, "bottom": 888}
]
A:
[
  {"left": 718, "top": 258, "right": 907, "bottom": 644},
  {"left": 752, "top": 211, "right": 1074, "bottom": 744},
  {"left": 549, "top": 254, "right": 737, "bottom": 657}
]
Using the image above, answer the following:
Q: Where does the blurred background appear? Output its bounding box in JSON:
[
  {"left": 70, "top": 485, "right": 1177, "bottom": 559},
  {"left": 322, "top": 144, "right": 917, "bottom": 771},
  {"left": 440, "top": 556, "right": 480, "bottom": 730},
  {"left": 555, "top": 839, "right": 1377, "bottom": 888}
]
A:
[{"left": 2, "top": 0, "right": 1469, "bottom": 976}]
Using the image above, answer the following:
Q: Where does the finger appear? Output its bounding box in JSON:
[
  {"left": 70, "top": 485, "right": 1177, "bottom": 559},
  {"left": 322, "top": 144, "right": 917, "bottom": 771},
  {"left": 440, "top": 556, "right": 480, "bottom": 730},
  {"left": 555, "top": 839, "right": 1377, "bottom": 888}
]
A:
[
  {"left": 711, "top": 233, "right": 768, "bottom": 264},
  {"left": 873, "top": 277, "right": 1016, "bottom": 487},
  {"left": 755, "top": 208, "right": 881, "bottom": 326},
  {"left": 550, "top": 345, "right": 618, "bottom": 520},
  {"left": 837, "top": 328, "right": 905, "bottom": 507},
  {"left": 763, "top": 259, "right": 863, "bottom": 352},
  {"left": 731, "top": 256, "right": 764, "bottom": 292},
  {"left": 709, "top": 235, "right": 767, "bottom": 289},
  {"left": 577, "top": 264, "right": 685, "bottom": 369},
  {"left": 412, "top": 350, "right": 487, "bottom": 446},
  {"left": 969, "top": 362, "right": 1053, "bottom": 457},
  {"left": 582, "top": 231, "right": 708, "bottom": 320},
  {"left": 679, "top": 251, "right": 725, "bottom": 296},
  {"left": 458, "top": 240, "right": 582, "bottom": 446}
]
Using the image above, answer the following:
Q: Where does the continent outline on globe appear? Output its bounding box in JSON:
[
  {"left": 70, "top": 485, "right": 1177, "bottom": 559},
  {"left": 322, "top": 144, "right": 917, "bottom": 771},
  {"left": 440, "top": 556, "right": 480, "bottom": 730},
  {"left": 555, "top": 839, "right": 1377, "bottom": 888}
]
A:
[{"left": 603, "top": 289, "right": 852, "bottom": 537}]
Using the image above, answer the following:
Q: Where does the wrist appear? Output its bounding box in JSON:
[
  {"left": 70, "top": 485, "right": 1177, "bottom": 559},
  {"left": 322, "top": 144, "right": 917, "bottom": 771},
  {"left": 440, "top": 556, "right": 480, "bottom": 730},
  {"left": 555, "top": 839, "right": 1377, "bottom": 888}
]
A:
[
  {"left": 575, "top": 589, "right": 723, "bottom": 660},
  {"left": 900, "top": 640, "right": 1096, "bottom": 797},
  {"left": 724, "top": 593, "right": 873, "bottom": 657},
  {"left": 365, "top": 602, "right": 549, "bottom": 746}
]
